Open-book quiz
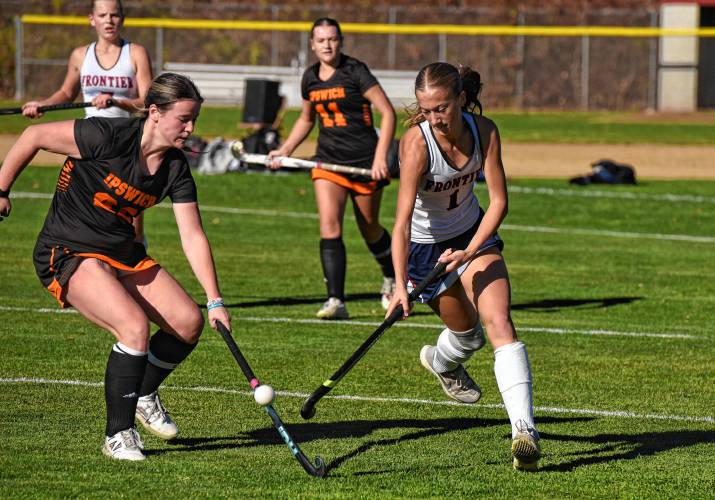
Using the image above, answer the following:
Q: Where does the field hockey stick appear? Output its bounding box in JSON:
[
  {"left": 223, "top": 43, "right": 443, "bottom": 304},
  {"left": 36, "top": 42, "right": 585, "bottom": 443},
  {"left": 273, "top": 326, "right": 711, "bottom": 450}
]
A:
[
  {"left": 215, "top": 321, "right": 327, "bottom": 478},
  {"left": 0, "top": 100, "right": 114, "bottom": 116},
  {"left": 300, "top": 261, "right": 448, "bottom": 420},
  {"left": 229, "top": 140, "right": 373, "bottom": 178}
]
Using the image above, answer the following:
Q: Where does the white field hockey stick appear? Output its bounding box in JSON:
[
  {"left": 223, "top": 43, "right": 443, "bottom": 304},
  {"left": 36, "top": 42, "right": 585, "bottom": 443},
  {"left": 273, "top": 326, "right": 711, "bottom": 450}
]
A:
[{"left": 229, "top": 140, "right": 373, "bottom": 178}]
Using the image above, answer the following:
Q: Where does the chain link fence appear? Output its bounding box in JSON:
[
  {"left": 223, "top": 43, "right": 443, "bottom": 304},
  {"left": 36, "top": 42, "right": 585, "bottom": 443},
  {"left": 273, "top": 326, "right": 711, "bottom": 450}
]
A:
[{"left": 5, "top": 2, "right": 662, "bottom": 110}]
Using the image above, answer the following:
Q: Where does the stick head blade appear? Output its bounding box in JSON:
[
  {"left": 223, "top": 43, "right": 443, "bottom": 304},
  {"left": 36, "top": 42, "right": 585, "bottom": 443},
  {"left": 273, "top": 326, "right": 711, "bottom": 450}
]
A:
[
  {"left": 229, "top": 140, "right": 244, "bottom": 158},
  {"left": 300, "top": 400, "right": 316, "bottom": 420}
]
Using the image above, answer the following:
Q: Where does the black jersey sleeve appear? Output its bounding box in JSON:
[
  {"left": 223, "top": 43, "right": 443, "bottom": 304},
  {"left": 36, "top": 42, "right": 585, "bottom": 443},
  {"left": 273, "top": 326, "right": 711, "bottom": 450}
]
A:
[
  {"left": 352, "top": 60, "right": 379, "bottom": 95},
  {"left": 74, "top": 117, "right": 116, "bottom": 160},
  {"left": 167, "top": 151, "right": 198, "bottom": 203},
  {"left": 301, "top": 64, "right": 318, "bottom": 101}
]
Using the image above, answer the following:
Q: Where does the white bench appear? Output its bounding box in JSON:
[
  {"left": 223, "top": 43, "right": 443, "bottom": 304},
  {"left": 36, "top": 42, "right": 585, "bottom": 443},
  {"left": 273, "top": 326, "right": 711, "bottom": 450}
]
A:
[{"left": 163, "top": 62, "right": 416, "bottom": 108}]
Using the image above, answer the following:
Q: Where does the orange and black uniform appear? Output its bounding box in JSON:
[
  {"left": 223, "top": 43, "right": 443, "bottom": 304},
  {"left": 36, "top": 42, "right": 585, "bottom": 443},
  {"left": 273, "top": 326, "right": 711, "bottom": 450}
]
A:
[
  {"left": 33, "top": 117, "right": 197, "bottom": 306},
  {"left": 302, "top": 54, "right": 381, "bottom": 194}
]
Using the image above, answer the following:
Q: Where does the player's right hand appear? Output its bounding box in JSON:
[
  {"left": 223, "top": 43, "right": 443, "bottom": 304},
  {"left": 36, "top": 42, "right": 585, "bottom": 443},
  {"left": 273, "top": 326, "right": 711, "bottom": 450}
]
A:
[
  {"left": 21, "top": 102, "right": 43, "bottom": 119},
  {"left": 385, "top": 286, "right": 410, "bottom": 320},
  {"left": 266, "top": 148, "right": 288, "bottom": 170}
]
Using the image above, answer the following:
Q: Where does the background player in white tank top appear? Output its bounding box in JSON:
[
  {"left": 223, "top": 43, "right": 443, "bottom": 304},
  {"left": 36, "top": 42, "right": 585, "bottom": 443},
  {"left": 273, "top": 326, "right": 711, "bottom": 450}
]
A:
[
  {"left": 22, "top": 1, "right": 154, "bottom": 243},
  {"left": 22, "top": 0, "right": 152, "bottom": 119},
  {"left": 387, "top": 62, "right": 542, "bottom": 471}
]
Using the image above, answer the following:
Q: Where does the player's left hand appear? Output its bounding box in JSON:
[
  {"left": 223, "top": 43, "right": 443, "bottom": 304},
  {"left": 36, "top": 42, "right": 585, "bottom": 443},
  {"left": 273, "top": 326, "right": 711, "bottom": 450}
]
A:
[
  {"left": 438, "top": 248, "right": 470, "bottom": 273},
  {"left": 208, "top": 306, "right": 232, "bottom": 331},
  {"left": 371, "top": 157, "right": 390, "bottom": 181},
  {"left": 92, "top": 93, "right": 114, "bottom": 109}
]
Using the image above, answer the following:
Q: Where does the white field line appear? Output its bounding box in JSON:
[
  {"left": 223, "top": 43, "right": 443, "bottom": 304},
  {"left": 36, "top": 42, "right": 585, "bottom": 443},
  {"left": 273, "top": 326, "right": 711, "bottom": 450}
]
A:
[
  {"left": 0, "top": 306, "right": 703, "bottom": 340},
  {"left": 509, "top": 185, "right": 715, "bottom": 205},
  {"left": 0, "top": 376, "right": 712, "bottom": 424},
  {"left": 11, "top": 191, "right": 715, "bottom": 243}
]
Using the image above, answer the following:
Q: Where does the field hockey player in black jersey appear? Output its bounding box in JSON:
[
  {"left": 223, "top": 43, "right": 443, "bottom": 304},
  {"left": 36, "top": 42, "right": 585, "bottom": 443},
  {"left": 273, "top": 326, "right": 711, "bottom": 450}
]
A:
[
  {"left": 268, "top": 17, "right": 397, "bottom": 319},
  {"left": 0, "top": 73, "right": 231, "bottom": 461}
]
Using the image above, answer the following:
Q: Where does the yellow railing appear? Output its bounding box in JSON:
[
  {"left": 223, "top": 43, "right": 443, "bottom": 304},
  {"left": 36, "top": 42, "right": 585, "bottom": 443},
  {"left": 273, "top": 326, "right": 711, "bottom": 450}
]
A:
[{"left": 20, "top": 15, "right": 715, "bottom": 37}]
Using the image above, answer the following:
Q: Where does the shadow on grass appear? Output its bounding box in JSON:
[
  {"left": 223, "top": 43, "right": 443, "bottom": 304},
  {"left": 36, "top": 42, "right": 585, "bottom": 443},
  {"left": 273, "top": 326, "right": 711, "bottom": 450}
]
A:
[
  {"left": 512, "top": 296, "right": 642, "bottom": 313},
  {"left": 537, "top": 428, "right": 715, "bottom": 472},
  {"left": 198, "top": 295, "right": 641, "bottom": 317},
  {"left": 147, "top": 415, "right": 590, "bottom": 476}
]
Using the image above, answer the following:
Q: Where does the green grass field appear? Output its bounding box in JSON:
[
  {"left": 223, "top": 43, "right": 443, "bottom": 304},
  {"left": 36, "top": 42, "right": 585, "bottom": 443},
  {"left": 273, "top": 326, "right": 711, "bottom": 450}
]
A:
[
  {"left": 1, "top": 164, "right": 714, "bottom": 498},
  {"left": 1, "top": 101, "right": 714, "bottom": 144}
]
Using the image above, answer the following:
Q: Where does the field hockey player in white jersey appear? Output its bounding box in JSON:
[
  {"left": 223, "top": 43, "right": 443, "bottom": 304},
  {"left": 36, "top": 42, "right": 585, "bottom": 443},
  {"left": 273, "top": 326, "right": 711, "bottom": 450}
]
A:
[
  {"left": 22, "top": 0, "right": 154, "bottom": 245},
  {"left": 385, "top": 62, "right": 541, "bottom": 471},
  {"left": 21, "top": 0, "right": 153, "bottom": 119}
]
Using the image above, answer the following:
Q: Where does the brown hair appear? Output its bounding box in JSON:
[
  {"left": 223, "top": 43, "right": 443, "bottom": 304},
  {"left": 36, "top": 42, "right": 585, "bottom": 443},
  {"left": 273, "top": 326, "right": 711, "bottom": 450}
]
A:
[
  {"left": 310, "top": 17, "right": 343, "bottom": 41},
  {"left": 405, "top": 62, "right": 483, "bottom": 127},
  {"left": 137, "top": 72, "right": 204, "bottom": 117}
]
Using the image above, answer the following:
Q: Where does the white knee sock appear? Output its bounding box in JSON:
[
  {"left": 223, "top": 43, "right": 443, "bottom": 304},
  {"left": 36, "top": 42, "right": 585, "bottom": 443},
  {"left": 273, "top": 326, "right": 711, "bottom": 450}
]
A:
[
  {"left": 433, "top": 324, "right": 486, "bottom": 373},
  {"left": 493, "top": 341, "right": 536, "bottom": 438}
]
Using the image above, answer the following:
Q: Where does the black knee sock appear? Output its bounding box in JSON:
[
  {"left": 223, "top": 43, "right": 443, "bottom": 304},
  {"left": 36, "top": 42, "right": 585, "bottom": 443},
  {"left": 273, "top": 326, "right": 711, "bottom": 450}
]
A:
[
  {"left": 367, "top": 229, "right": 395, "bottom": 278},
  {"left": 320, "top": 237, "right": 346, "bottom": 301},
  {"left": 105, "top": 343, "right": 147, "bottom": 437},
  {"left": 139, "top": 330, "right": 198, "bottom": 397}
]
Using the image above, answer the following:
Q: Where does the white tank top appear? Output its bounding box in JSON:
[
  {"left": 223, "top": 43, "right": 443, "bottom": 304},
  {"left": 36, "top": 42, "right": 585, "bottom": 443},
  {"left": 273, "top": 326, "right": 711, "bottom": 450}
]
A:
[
  {"left": 80, "top": 41, "right": 137, "bottom": 118},
  {"left": 411, "top": 113, "right": 484, "bottom": 243}
]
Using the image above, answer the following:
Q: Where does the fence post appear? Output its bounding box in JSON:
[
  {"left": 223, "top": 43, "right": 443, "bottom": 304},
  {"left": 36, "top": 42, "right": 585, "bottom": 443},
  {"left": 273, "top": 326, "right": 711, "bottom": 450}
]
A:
[
  {"left": 271, "top": 5, "right": 279, "bottom": 66},
  {"left": 388, "top": 7, "right": 396, "bottom": 69},
  {"left": 647, "top": 9, "right": 658, "bottom": 111},
  {"left": 155, "top": 26, "right": 164, "bottom": 74},
  {"left": 580, "top": 34, "right": 590, "bottom": 110},
  {"left": 15, "top": 15, "right": 24, "bottom": 101},
  {"left": 438, "top": 33, "right": 447, "bottom": 62},
  {"left": 515, "top": 11, "right": 525, "bottom": 109}
]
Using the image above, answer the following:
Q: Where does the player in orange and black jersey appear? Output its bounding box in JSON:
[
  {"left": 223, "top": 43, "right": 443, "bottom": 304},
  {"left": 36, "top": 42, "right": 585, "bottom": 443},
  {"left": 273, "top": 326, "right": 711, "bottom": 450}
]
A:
[
  {"left": 0, "top": 73, "right": 231, "bottom": 462},
  {"left": 269, "top": 17, "right": 397, "bottom": 319}
]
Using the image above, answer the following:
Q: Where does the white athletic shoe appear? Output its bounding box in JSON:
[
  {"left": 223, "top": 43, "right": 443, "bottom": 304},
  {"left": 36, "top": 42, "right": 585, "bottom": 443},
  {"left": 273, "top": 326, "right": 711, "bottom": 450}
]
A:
[
  {"left": 102, "top": 428, "right": 145, "bottom": 461},
  {"left": 512, "top": 419, "right": 541, "bottom": 471},
  {"left": 380, "top": 277, "right": 396, "bottom": 310},
  {"left": 316, "top": 297, "right": 349, "bottom": 320},
  {"left": 136, "top": 391, "right": 179, "bottom": 440},
  {"left": 420, "top": 345, "right": 482, "bottom": 404}
]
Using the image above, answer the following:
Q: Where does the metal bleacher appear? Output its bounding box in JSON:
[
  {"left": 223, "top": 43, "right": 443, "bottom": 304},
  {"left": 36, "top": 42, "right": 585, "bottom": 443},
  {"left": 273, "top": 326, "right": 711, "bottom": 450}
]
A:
[{"left": 163, "top": 62, "right": 417, "bottom": 108}]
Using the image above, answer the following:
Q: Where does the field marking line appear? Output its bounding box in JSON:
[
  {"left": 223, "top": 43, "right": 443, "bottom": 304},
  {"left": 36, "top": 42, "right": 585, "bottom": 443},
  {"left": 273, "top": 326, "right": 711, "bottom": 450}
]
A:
[
  {"left": 509, "top": 185, "right": 715, "bottom": 205},
  {"left": 1, "top": 376, "right": 712, "bottom": 424},
  {"left": 0, "top": 306, "right": 703, "bottom": 340},
  {"left": 12, "top": 191, "right": 714, "bottom": 243}
]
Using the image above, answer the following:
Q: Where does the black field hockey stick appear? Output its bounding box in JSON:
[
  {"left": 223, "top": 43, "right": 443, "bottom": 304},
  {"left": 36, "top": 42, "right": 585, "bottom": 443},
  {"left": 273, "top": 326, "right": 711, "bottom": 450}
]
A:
[
  {"left": 215, "top": 321, "right": 327, "bottom": 478},
  {"left": 300, "top": 261, "right": 448, "bottom": 420},
  {"left": 0, "top": 100, "right": 113, "bottom": 116}
]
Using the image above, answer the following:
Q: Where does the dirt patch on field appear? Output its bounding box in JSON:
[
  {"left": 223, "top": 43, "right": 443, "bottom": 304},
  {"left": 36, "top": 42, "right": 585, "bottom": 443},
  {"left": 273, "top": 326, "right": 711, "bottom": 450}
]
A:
[{"left": 3, "top": 134, "right": 714, "bottom": 180}]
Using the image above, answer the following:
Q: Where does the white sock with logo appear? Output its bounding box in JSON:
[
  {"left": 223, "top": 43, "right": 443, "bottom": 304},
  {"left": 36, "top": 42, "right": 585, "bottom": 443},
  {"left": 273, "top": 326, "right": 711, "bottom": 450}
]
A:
[{"left": 493, "top": 341, "right": 536, "bottom": 438}]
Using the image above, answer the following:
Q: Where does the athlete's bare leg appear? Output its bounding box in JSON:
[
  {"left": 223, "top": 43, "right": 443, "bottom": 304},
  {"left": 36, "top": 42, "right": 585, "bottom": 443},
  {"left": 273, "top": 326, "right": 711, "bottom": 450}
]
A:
[
  {"left": 64, "top": 258, "right": 151, "bottom": 351},
  {"left": 352, "top": 189, "right": 386, "bottom": 243},
  {"left": 314, "top": 178, "right": 349, "bottom": 238},
  {"left": 460, "top": 247, "right": 517, "bottom": 349},
  {"left": 120, "top": 266, "right": 204, "bottom": 344}
]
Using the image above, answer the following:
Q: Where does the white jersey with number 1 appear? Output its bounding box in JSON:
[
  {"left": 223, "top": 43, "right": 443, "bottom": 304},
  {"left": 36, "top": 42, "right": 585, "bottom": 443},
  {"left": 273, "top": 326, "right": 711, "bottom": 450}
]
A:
[
  {"left": 80, "top": 41, "right": 137, "bottom": 118},
  {"left": 411, "top": 112, "right": 484, "bottom": 244}
]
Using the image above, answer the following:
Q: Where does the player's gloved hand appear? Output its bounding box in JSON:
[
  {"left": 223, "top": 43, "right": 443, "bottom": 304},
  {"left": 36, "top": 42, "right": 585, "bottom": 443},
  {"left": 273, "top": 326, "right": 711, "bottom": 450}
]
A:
[{"left": 0, "top": 197, "right": 11, "bottom": 222}]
